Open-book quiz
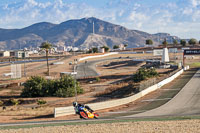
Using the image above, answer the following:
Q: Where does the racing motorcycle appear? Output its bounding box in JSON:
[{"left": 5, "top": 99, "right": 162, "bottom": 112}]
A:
[{"left": 78, "top": 106, "right": 99, "bottom": 119}]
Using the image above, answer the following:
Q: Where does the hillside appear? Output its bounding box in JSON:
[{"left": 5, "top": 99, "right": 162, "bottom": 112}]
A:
[{"left": 0, "top": 17, "right": 178, "bottom": 50}]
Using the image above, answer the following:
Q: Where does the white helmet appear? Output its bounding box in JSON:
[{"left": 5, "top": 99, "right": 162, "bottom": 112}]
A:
[{"left": 73, "top": 102, "right": 77, "bottom": 107}]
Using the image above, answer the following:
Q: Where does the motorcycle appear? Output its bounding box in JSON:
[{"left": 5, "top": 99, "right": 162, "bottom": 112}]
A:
[{"left": 78, "top": 106, "right": 99, "bottom": 119}]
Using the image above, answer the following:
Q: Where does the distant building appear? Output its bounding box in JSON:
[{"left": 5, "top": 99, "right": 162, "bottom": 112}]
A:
[
  {"left": 57, "top": 46, "right": 66, "bottom": 52},
  {"left": 99, "top": 47, "right": 105, "bottom": 53},
  {"left": 14, "top": 51, "right": 29, "bottom": 58},
  {"left": 119, "top": 44, "right": 125, "bottom": 50},
  {"left": 72, "top": 47, "right": 79, "bottom": 51},
  {"left": 153, "top": 49, "right": 163, "bottom": 56},
  {"left": 0, "top": 51, "right": 10, "bottom": 57}
]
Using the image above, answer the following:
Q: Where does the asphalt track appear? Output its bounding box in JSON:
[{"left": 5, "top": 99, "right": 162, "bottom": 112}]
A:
[
  {"left": 76, "top": 57, "right": 121, "bottom": 79},
  {"left": 77, "top": 57, "right": 200, "bottom": 119},
  {"left": 124, "top": 69, "right": 200, "bottom": 118},
  {"left": 75, "top": 56, "right": 151, "bottom": 79}
]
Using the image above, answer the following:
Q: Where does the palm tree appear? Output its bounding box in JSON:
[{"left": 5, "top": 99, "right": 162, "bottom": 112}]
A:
[{"left": 40, "top": 42, "right": 52, "bottom": 76}]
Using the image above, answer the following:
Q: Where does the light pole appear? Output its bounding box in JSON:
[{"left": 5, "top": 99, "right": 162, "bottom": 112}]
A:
[{"left": 73, "top": 59, "right": 78, "bottom": 102}]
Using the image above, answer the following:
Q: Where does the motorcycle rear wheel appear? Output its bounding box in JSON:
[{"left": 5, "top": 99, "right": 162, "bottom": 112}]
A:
[{"left": 93, "top": 112, "right": 99, "bottom": 119}]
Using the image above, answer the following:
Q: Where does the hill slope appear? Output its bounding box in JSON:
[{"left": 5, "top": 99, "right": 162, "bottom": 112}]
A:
[{"left": 0, "top": 17, "right": 178, "bottom": 50}]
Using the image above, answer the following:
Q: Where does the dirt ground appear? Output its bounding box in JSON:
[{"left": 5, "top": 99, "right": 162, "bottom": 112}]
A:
[
  {"left": 0, "top": 52, "right": 189, "bottom": 124},
  {"left": 1, "top": 119, "right": 200, "bottom": 133}
]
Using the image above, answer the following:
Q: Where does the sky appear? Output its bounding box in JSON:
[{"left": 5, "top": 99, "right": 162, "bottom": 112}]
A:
[{"left": 0, "top": 0, "right": 200, "bottom": 39}]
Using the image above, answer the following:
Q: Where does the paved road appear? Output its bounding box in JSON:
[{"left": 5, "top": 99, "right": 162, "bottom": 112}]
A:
[
  {"left": 76, "top": 57, "right": 120, "bottom": 79},
  {"left": 125, "top": 69, "right": 200, "bottom": 118},
  {"left": 75, "top": 56, "right": 150, "bottom": 79},
  {"left": 76, "top": 60, "right": 99, "bottom": 79}
]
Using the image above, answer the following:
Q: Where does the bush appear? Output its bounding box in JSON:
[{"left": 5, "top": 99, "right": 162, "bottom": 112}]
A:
[
  {"left": 55, "top": 75, "right": 83, "bottom": 97},
  {"left": 101, "top": 46, "right": 109, "bottom": 52},
  {"left": 0, "top": 100, "right": 3, "bottom": 106},
  {"left": 188, "top": 38, "right": 197, "bottom": 45},
  {"left": 96, "top": 77, "right": 100, "bottom": 82},
  {"left": 10, "top": 99, "right": 20, "bottom": 106},
  {"left": 21, "top": 75, "right": 83, "bottom": 98},
  {"left": 21, "top": 76, "right": 47, "bottom": 97},
  {"left": 133, "top": 68, "right": 158, "bottom": 83},
  {"left": 37, "top": 99, "right": 47, "bottom": 105}
]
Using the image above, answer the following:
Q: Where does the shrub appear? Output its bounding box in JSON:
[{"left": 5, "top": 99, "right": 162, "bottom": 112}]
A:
[
  {"left": 188, "top": 38, "right": 197, "bottom": 45},
  {"left": 113, "top": 45, "right": 119, "bottom": 49},
  {"left": 21, "top": 75, "right": 83, "bottom": 98},
  {"left": 37, "top": 99, "right": 47, "bottom": 105},
  {"left": 101, "top": 46, "right": 110, "bottom": 52},
  {"left": 21, "top": 76, "right": 47, "bottom": 97},
  {"left": 55, "top": 75, "right": 83, "bottom": 97},
  {"left": 0, "top": 100, "right": 3, "bottom": 106},
  {"left": 10, "top": 99, "right": 20, "bottom": 106},
  {"left": 133, "top": 68, "right": 158, "bottom": 83},
  {"left": 146, "top": 39, "right": 153, "bottom": 45},
  {"left": 96, "top": 77, "right": 100, "bottom": 82}
]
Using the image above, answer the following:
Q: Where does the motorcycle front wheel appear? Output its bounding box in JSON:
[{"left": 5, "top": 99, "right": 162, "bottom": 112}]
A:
[{"left": 80, "top": 111, "right": 88, "bottom": 119}]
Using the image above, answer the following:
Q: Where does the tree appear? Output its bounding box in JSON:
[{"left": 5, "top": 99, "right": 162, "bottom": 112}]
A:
[
  {"left": 146, "top": 39, "right": 153, "bottom": 45},
  {"left": 40, "top": 42, "right": 52, "bottom": 76},
  {"left": 188, "top": 38, "right": 197, "bottom": 46},
  {"left": 92, "top": 47, "right": 98, "bottom": 53},
  {"left": 101, "top": 46, "right": 110, "bottom": 52},
  {"left": 173, "top": 39, "right": 178, "bottom": 46},
  {"left": 21, "top": 76, "right": 47, "bottom": 97},
  {"left": 113, "top": 45, "right": 119, "bottom": 49},
  {"left": 55, "top": 75, "right": 83, "bottom": 97},
  {"left": 180, "top": 39, "right": 187, "bottom": 46},
  {"left": 162, "top": 38, "right": 168, "bottom": 47},
  {"left": 199, "top": 40, "right": 200, "bottom": 44}
]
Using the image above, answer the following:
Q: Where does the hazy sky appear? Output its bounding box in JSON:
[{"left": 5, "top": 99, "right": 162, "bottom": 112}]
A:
[{"left": 0, "top": 0, "right": 200, "bottom": 39}]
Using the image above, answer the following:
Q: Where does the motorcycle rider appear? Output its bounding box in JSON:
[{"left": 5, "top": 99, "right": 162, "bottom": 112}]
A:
[{"left": 72, "top": 102, "right": 93, "bottom": 115}]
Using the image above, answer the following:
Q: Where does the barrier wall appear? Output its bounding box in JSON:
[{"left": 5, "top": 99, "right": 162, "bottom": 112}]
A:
[
  {"left": 78, "top": 52, "right": 118, "bottom": 62},
  {"left": 54, "top": 68, "right": 186, "bottom": 117}
]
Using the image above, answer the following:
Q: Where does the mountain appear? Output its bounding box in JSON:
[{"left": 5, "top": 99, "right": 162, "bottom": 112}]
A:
[{"left": 0, "top": 17, "right": 179, "bottom": 50}]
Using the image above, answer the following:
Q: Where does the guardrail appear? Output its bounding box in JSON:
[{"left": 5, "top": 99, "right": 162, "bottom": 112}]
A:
[
  {"left": 54, "top": 67, "right": 187, "bottom": 117},
  {"left": 78, "top": 52, "right": 118, "bottom": 62}
]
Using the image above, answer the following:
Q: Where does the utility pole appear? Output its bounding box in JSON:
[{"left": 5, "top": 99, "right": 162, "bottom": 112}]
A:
[
  {"left": 74, "top": 59, "right": 78, "bottom": 102},
  {"left": 93, "top": 21, "right": 95, "bottom": 34},
  {"left": 23, "top": 50, "right": 26, "bottom": 77}
]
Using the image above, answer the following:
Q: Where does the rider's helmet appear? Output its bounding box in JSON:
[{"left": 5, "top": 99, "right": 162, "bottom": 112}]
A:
[{"left": 73, "top": 102, "right": 77, "bottom": 107}]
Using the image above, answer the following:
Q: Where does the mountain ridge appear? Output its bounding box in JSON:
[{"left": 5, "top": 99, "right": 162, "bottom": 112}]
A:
[{"left": 0, "top": 17, "right": 179, "bottom": 50}]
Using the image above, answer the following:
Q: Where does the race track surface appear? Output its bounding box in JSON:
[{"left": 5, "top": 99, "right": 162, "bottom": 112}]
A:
[{"left": 125, "top": 69, "right": 200, "bottom": 118}]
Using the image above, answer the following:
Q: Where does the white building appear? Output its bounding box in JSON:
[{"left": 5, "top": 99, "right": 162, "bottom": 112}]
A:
[
  {"left": 57, "top": 46, "right": 66, "bottom": 52},
  {"left": 153, "top": 49, "right": 163, "bottom": 56},
  {"left": 119, "top": 44, "right": 125, "bottom": 50},
  {"left": 0, "top": 51, "right": 10, "bottom": 57},
  {"left": 15, "top": 51, "right": 29, "bottom": 58},
  {"left": 99, "top": 47, "right": 105, "bottom": 53},
  {"left": 72, "top": 47, "right": 79, "bottom": 51}
]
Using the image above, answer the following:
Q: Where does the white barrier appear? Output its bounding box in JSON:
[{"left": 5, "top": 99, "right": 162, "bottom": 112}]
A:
[
  {"left": 79, "top": 52, "right": 119, "bottom": 62},
  {"left": 54, "top": 69, "right": 184, "bottom": 117}
]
